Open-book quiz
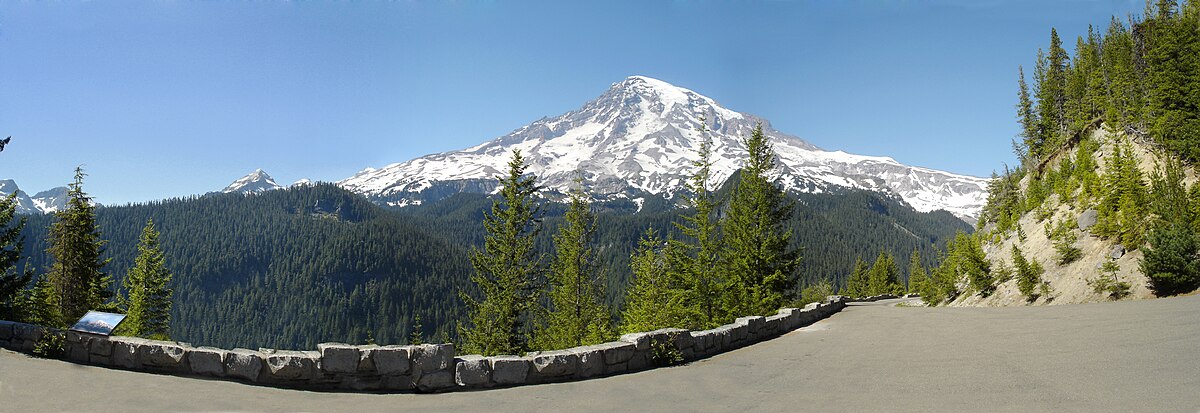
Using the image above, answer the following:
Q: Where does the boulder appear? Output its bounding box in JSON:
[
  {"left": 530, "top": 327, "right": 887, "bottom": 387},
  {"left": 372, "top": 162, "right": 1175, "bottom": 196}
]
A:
[
  {"left": 110, "top": 337, "right": 148, "bottom": 369},
  {"left": 137, "top": 340, "right": 187, "bottom": 369},
  {"left": 372, "top": 345, "right": 412, "bottom": 376},
  {"left": 317, "top": 343, "right": 360, "bottom": 374},
  {"left": 570, "top": 346, "right": 604, "bottom": 378},
  {"left": 1078, "top": 209, "right": 1099, "bottom": 231},
  {"left": 619, "top": 332, "right": 652, "bottom": 350},
  {"left": 0, "top": 320, "right": 14, "bottom": 340},
  {"left": 416, "top": 370, "right": 455, "bottom": 392},
  {"left": 356, "top": 345, "right": 379, "bottom": 373},
  {"left": 414, "top": 344, "right": 454, "bottom": 373},
  {"left": 264, "top": 350, "right": 317, "bottom": 380},
  {"left": 189, "top": 347, "right": 226, "bottom": 376},
  {"left": 489, "top": 356, "right": 530, "bottom": 385},
  {"left": 1112, "top": 244, "right": 1126, "bottom": 259},
  {"left": 454, "top": 355, "right": 492, "bottom": 387},
  {"left": 529, "top": 350, "right": 579, "bottom": 379},
  {"left": 594, "top": 341, "right": 636, "bottom": 365},
  {"left": 225, "top": 348, "right": 264, "bottom": 381}
]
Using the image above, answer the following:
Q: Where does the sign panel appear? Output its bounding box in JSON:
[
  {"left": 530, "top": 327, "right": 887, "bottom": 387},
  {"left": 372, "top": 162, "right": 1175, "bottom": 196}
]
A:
[{"left": 69, "top": 311, "right": 127, "bottom": 336}]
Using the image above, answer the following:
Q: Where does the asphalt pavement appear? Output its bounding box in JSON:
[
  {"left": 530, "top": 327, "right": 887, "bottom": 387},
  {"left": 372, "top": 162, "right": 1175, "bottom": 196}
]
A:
[{"left": 2, "top": 295, "right": 1197, "bottom": 412}]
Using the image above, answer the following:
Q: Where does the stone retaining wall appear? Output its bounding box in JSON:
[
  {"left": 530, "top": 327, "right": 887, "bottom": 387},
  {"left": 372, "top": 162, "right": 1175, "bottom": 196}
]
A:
[{"left": 0, "top": 296, "right": 847, "bottom": 393}]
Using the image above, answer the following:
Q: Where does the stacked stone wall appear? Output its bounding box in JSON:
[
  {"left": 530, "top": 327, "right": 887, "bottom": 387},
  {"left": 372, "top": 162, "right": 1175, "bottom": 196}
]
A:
[{"left": 0, "top": 296, "right": 851, "bottom": 393}]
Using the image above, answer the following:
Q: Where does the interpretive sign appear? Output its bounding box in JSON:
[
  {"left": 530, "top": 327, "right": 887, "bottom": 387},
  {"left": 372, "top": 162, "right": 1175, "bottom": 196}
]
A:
[{"left": 69, "top": 311, "right": 127, "bottom": 336}]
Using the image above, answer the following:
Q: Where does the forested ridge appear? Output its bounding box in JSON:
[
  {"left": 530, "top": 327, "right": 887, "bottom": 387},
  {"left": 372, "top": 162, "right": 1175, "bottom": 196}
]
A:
[
  {"left": 920, "top": 0, "right": 1200, "bottom": 305},
  {"left": 11, "top": 179, "right": 966, "bottom": 349}
]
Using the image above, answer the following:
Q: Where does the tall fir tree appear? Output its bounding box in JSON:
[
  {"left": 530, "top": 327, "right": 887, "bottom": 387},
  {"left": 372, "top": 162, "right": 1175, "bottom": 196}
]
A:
[
  {"left": 843, "top": 257, "right": 869, "bottom": 298},
  {"left": 23, "top": 274, "right": 60, "bottom": 327},
  {"left": 46, "top": 167, "right": 113, "bottom": 326},
  {"left": 907, "top": 250, "right": 926, "bottom": 294},
  {"left": 0, "top": 193, "right": 33, "bottom": 321},
  {"left": 1016, "top": 65, "right": 1038, "bottom": 165},
  {"left": 121, "top": 219, "right": 173, "bottom": 340},
  {"left": 865, "top": 251, "right": 903, "bottom": 296},
  {"left": 666, "top": 118, "right": 725, "bottom": 329},
  {"left": 459, "top": 150, "right": 543, "bottom": 356},
  {"left": 620, "top": 230, "right": 684, "bottom": 333},
  {"left": 532, "top": 181, "right": 614, "bottom": 350},
  {"left": 721, "top": 124, "right": 801, "bottom": 317}
]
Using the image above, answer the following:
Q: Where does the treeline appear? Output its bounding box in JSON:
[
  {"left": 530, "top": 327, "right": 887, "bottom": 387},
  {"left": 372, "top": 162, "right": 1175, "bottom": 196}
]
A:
[
  {"left": 458, "top": 124, "right": 806, "bottom": 355},
  {"left": 967, "top": 0, "right": 1200, "bottom": 303},
  {"left": 1, "top": 168, "right": 173, "bottom": 354},
  {"left": 11, "top": 181, "right": 474, "bottom": 349}
]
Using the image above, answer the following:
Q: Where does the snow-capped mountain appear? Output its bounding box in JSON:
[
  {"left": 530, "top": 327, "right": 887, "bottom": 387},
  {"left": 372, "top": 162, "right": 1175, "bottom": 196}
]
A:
[
  {"left": 222, "top": 169, "right": 283, "bottom": 194},
  {"left": 31, "top": 187, "right": 69, "bottom": 214},
  {"left": 339, "top": 76, "right": 990, "bottom": 220},
  {"left": 0, "top": 180, "right": 70, "bottom": 215}
]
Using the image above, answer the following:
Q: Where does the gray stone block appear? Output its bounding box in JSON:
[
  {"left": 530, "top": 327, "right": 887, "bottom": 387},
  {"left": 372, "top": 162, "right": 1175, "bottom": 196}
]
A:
[
  {"left": 317, "top": 342, "right": 360, "bottom": 374},
  {"left": 529, "top": 350, "right": 579, "bottom": 379},
  {"left": 189, "top": 347, "right": 226, "bottom": 376},
  {"left": 381, "top": 375, "right": 416, "bottom": 390},
  {"left": 489, "top": 356, "right": 530, "bottom": 385},
  {"left": 372, "top": 345, "right": 411, "bottom": 376},
  {"left": 65, "top": 331, "right": 92, "bottom": 362},
  {"left": 0, "top": 320, "right": 14, "bottom": 340},
  {"left": 414, "top": 343, "right": 453, "bottom": 373},
  {"left": 735, "top": 316, "right": 765, "bottom": 339},
  {"left": 89, "top": 336, "right": 113, "bottom": 357},
  {"left": 619, "top": 332, "right": 652, "bottom": 351},
  {"left": 595, "top": 341, "right": 635, "bottom": 365},
  {"left": 225, "top": 348, "right": 264, "bottom": 381},
  {"left": 265, "top": 350, "right": 316, "bottom": 380},
  {"left": 454, "top": 355, "right": 492, "bottom": 387},
  {"left": 110, "top": 337, "right": 149, "bottom": 369},
  {"left": 137, "top": 340, "right": 187, "bottom": 369},
  {"left": 571, "top": 346, "right": 604, "bottom": 378},
  {"left": 416, "top": 370, "right": 454, "bottom": 391},
  {"left": 357, "top": 345, "right": 379, "bottom": 373}
]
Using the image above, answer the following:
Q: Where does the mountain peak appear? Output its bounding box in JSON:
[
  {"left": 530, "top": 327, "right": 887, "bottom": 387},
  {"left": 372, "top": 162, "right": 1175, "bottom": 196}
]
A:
[
  {"left": 223, "top": 169, "right": 282, "bottom": 194},
  {"left": 339, "top": 76, "right": 990, "bottom": 221}
]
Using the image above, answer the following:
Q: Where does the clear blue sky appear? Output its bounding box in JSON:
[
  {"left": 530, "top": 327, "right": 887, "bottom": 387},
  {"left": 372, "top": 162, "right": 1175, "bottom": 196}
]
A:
[{"left": 0, "top": 0, "right": 1144, "bottom": 205}]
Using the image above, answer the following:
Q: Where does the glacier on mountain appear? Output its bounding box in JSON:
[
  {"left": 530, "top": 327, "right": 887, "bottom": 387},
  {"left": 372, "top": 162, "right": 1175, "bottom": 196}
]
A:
[{"left": 339, "top": 76, "right": 990, "bottom": 221}]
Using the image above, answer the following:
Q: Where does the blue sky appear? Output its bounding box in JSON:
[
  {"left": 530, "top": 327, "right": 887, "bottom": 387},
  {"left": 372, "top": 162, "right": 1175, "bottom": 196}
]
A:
[{"left": 0, "top": 0, "right": 1143, "bottom": 205}]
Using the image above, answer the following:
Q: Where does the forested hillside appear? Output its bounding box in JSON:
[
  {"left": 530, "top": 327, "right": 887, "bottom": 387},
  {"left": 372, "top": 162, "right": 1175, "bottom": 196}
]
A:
[
  {"left": 19, "top": 184, "right": 473, "bottom": 349},
  {"left": 15, "top": 181, "right": 967, "bottom": 349},
  {"left": 916, "top": 1, "right": 1200, "bottom": 306}
]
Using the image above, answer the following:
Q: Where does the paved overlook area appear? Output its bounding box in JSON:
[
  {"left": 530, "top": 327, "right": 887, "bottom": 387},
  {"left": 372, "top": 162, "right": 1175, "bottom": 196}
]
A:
[{"left": 2, "top": 296, "right": 1198, "bottom": 413}]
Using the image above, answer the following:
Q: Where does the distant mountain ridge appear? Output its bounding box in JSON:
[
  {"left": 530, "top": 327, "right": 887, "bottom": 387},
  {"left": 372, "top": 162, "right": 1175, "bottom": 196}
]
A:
[
  {"left": 0, "top": 179, "right": 69, "bottom": 215},
  {"left": 338, "top": 76, "right": 990, "bottom": 221}
]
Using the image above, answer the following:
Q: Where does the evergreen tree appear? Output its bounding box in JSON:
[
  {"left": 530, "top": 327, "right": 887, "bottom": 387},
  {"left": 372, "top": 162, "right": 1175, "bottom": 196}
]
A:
[
  {"left": 23, "top": 274, "right": 60, "bottom": 327},
  {"left": 46, "top": 167, "right": 113, "bottom": 326},
  {"left": 666, "top": 118, "right": 725, "bottom": 329},
  {"left": 865, "top": 251, "right": 903, "bottom": 296},
  {"left": 907, "top": 250, "right": 926, "bottom": 293},
  {"left": 0, "top": 193, "right": 33, "bottom": 321},
  {"left": 843, "top": 257, "right": 869, "bottom": 298},
  {"left": 1012, "top": 245, "right": 1045, "bottom": 300},
  {"left": 1016, "top": 65, "right": 1038, "bottom": 165},
  {"left": 721, "top": 124, "right": 801, "bottom": 317},
  {"left": 459, "top": 150, "right": 543, "bottom": 356},
  {"left": 620, "top": 230, "right": 682, "bottom": 333},
  {"left": 533, "top": 182, "right": 614, "bottom": 350},
  {"left": 122, "top": 219, "right": 173, "bottom": 340}
]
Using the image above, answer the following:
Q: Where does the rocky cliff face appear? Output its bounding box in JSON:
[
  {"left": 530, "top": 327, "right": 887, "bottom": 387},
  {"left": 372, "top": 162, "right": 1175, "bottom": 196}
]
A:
[{"left": 950, "top": 126, "right": 1163, "bottom": 307}]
